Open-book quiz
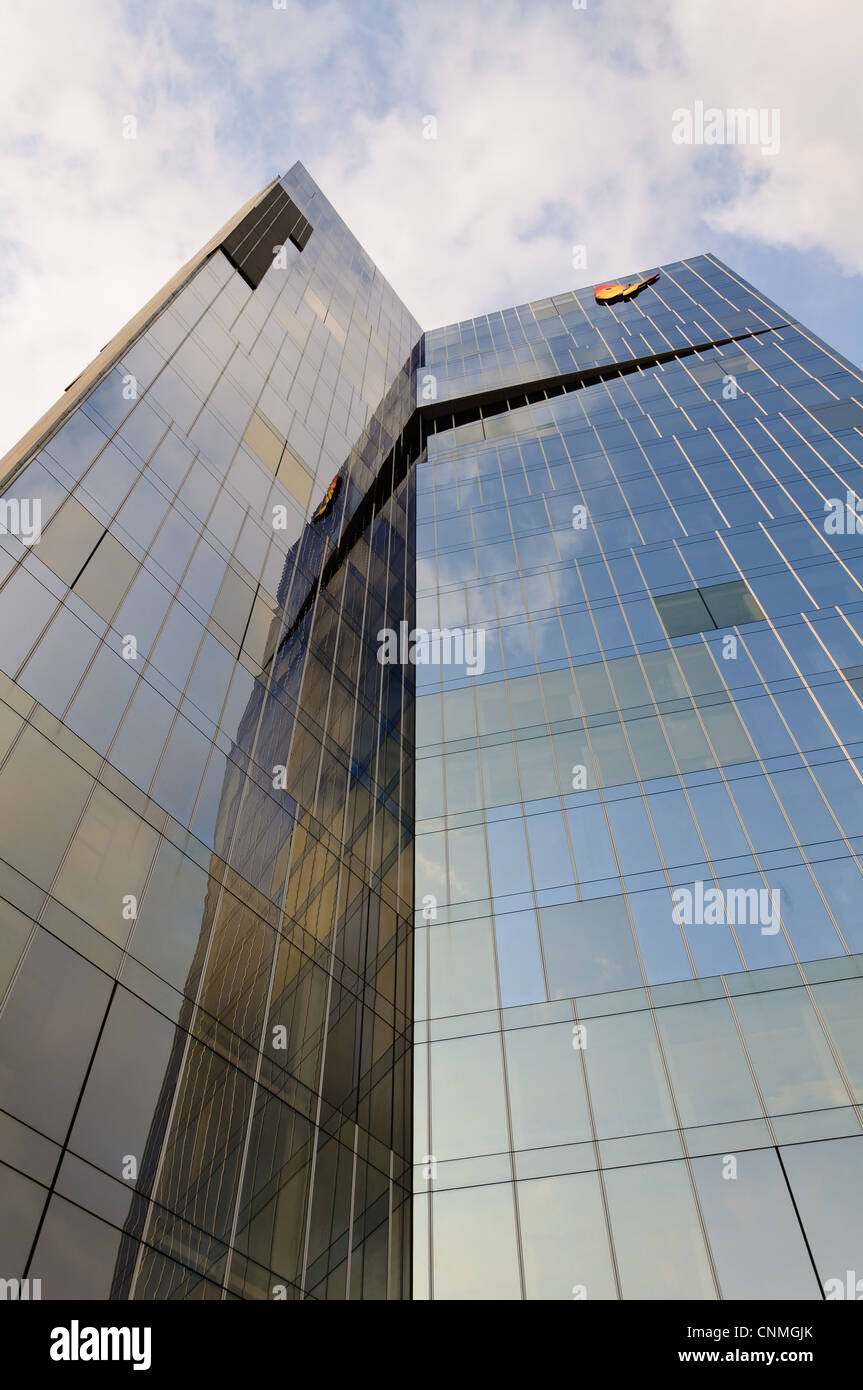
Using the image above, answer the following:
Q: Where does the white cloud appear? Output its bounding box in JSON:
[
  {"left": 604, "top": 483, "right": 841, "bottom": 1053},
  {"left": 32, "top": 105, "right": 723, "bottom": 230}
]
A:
[
  {"left": 1, "top": 0, "right": 861, "bottom": 458},
  {"left": 320, "top": 0, "right": 863, "bottom": 323}
]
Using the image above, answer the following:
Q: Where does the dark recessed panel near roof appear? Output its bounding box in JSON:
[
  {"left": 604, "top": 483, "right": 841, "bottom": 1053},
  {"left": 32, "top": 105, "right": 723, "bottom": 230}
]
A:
[
  {"left": 808, "top": 398, "right": 863, "bottom": 432},
  {"left": 689, "top": 352, "right": 758, "bottom": 383},
  {"left": 221, "top": 184, "right": 313, "bottom": 290},
  {"left": 654, "top": 579, "right": 765, "bottom": 639}
]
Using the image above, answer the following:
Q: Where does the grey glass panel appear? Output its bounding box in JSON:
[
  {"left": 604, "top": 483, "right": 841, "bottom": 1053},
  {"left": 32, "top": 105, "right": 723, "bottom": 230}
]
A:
[
  {"left": 654, "top": 589, "right": 713, "bottom": 639},
  {"left": 430, "top": 1033, "right": 509, "bottom": 1161},
  {"left": 807, "top": 398, "right": 863, "bottom": 431},
  {"left": 183, "top": 539, "right": 228, "bottom": 614},
  {"left": 74, "top": 532, "right": 139, "bottom": 621},
  {"left": 588, "top": 722, "right": 636, "bottom": 786},
  {"left": 0, "top": 930, "right": 112, "bottom": 1141},
  {"left": 518, "top": 1172, "right": 617, "bottom": 1300},
  {"left": 65, "top": 645, "right": 137, "bottom": 754},
  {"left": 674, "top": 642, "right": 722, "bottom": 696},
  {"left": 416, "top": 753, "right": 444, "bottom": 820},
  {"left": 700, "top": 579, "right": 765, "bottom": 628},
  {"left": 149, "top": 508, "right": 199, "bottom": 581},
  {"left": 767, "top": 862, "right": 842, "bottom": 962},
  {"left": 37, "top": 497, "right": 104, "bottom": 586},
  {"left": 185, "top": 634, "right": 235, "bottom": 728},
  {"left": 0, "top": 726, "right": 93, "bottom": 889},
  {"left": 811, "top": 979, "right": 863, "bottom": 1101},
  {"left": 642, "top": 648, "right": 688, "bottom": 702},
  {"left": 475, "top": 680, "right": 511, "bottom": 735},
  {"left": 149, "top": 427, "right": 195, "bottom": 494},
  {"left": 604, "top": 1160, "right": 716, "bottom": 1299},
  {"left": 693, "top": 1148, "right": 819, "bottom": 1299},
  {"left": 582, "top": 1009, "right": 676, "bottom": 1139},
  {"left": 494, "top": 907, "right": 545, "bottom": 1007},
  {"left": 18, "top": 605, "right": 101, "bottom": 717},
  {"left": 699, "top": 701, "right": 755, "bottom": 765},
  {"left": 525, "top": 810, "right": 573, "bottom": 891},
  {"left": 150, "top": 715, "right": 210, "bottom": 822},
  {"left": 78, "top": 443, "right": 139, "bottom": 517},
  {"left": 687, "top": 780, "right": 750, "bottom": 858},
  {"left": 540, "top": 666, "right": 580, "bottom": 722},
  {"left": 44, "top": 411, "right": 110, "bottom": 482},
  {"left": 108, "top": 680, "right": 176, "bottom": 789},
  {"left": 515, "top": 733, "right": 558, "bottom": 800},
  {"left": 540, "top": 897, "right": 642, "bottom": 998},
  {"left": 446, "top": 825, "right": 490, "bottom": 904},
  {"left": 565, "top": 802, "right": 618, "bottom": 884},
  {"left": 428, "top": 919, "right": 497, "bottom": 1017},
  {"left": 69, "top": 986, "right": 176, "bottom": 1175},
  {"left": 662, "top": 709, "right": 714, "bottom": 772},
  {"left": 52, "top": 785, "right": 160, "bottom": 947},
  {"left": 84, "top": 369, "right": 139, "bottom": 432},
  {"left": 607, "top": 655, "right": 651, "bottom": 710},
  {"left": 115, "top": 399, "right": 168, "bottom": 466},
  {"left": 28, "top": 1194, "right": 122, "bottom": 1300},
  {"left": 230, "top": 1092, "right": 312, "bottom": 1292},
  {"left": 573, "top": 662, "right": 614, "bottom": 717},
  {"left": 626, "top": 713, "right": 676, "bottom": 780},
  {"left": 149, "top": 603, "right": 204, "bottom": 695},
  {"left": 205, "top": 490, "right": 244, "bottom": 550},
  {"left": 780, "top": 1136, "right": 863, "bottom": 1291},
  {"left": 551, "top": 727, "right": 593, "bottom": 793},
  {"left": 0, "top": 701, "right": 22, "bottom": 764},
  {"left": 240, "top": 588, "right": 278, "bottom": 668},
  {"left": 627, "top": 887, "right": 693, "bottom": 985},
  {"left": 504, "top": 1022, "right": 592, "bottom": 1149},
  {"left": 55, "top": 1152, "right": 134, "bottom": 1232},
  {"left": 443, "top": 747, "right": 481, "bottom": 814},
  {"left": 655, "top": 998, "right": 762, "bottom": 1127},
  {"left": 0, "top": 1161, "right": 47, "bottom": 1274},
  {"left": 146, "top": 363, "right": 202, "bottom": 434},
  {"left": 114, "top": 566, "right": 172, "bottom": 658},
  {"left": 587, "top": 792, "right": 655, "bottom": 884},
  {"left": 0, "top": 564, "right": 59, "bottom": 676},
  {"left": 172, "top": 336, "right": 222, "bottom": 399},
  {"left": 430, "top": 1183, "right": 521, "bottom": 1299},
  {"left": 507, "top": 676, "right": 541, "bottom": 731},
  {"left": 3, "top": 455, "right": 70, "bottom": 531},
  {"left": 733, "top": 988, "right": 849, "bottom": 1115},
  {"left": 812, "top": 858, "right": 863, "bottom": 954},
  {"left": 126, "top": 840, "right": 209, "bottom": 993},
  {"left": 0, "top": 898, "right": 33, "bottom": 999},
  {"left": 211, "top": 566, "right": 255, "bottom": 645},
  {"left": 115, "top": 473, "right": 171, "bottom": 550}
]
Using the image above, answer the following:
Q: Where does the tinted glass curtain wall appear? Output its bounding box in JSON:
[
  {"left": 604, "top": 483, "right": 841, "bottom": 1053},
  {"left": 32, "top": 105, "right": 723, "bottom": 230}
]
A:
[
  {"left": 0, "top": 165, "right": 419, "bottom": 1300},
  {"left": 1, "top": 167, "right": 862, "bottom": 1301},
  {"left": 413, "top": 260, "right": 863, "bottom": 1301}
]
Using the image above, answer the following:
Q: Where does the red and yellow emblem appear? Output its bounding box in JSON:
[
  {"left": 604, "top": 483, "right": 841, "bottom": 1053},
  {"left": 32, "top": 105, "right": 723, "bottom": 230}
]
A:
[
  {"left": 311, "top": 474, "right": 341, "bottom": 522},
  {"left": 594, "top": 272, "right": 660, "bottom": 304}
]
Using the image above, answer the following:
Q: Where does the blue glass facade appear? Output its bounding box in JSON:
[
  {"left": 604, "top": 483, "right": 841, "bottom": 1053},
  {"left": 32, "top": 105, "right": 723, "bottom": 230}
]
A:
[{"left": 413, "top": 258, "right": 863, "bottom": 1299}]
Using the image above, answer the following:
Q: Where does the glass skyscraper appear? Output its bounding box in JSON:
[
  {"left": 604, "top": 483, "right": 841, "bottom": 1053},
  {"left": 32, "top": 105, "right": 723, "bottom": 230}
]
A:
[{"left": 1, "top": 164, "right": 862, "bottom": 1301}]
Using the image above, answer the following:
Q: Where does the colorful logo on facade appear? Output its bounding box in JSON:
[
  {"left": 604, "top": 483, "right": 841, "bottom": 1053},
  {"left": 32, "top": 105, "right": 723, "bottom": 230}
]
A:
[
  {"left": 311, "top": 474, "right": 341, "bottom": 522},
  {"left": 594, "top": 272, "right": 660, "bottom": 304}
]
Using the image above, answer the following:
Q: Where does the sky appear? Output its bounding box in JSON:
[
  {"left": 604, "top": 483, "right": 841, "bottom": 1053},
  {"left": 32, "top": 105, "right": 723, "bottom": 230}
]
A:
[{"left": 1, "top": 0, "right": 862, "bottom": 457}]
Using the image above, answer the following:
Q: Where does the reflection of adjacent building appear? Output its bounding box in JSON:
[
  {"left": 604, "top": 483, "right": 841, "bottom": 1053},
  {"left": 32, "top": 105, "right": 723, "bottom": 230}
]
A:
[{"left": 112, "top": 360, "right": 417, "bottom": 1300}]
